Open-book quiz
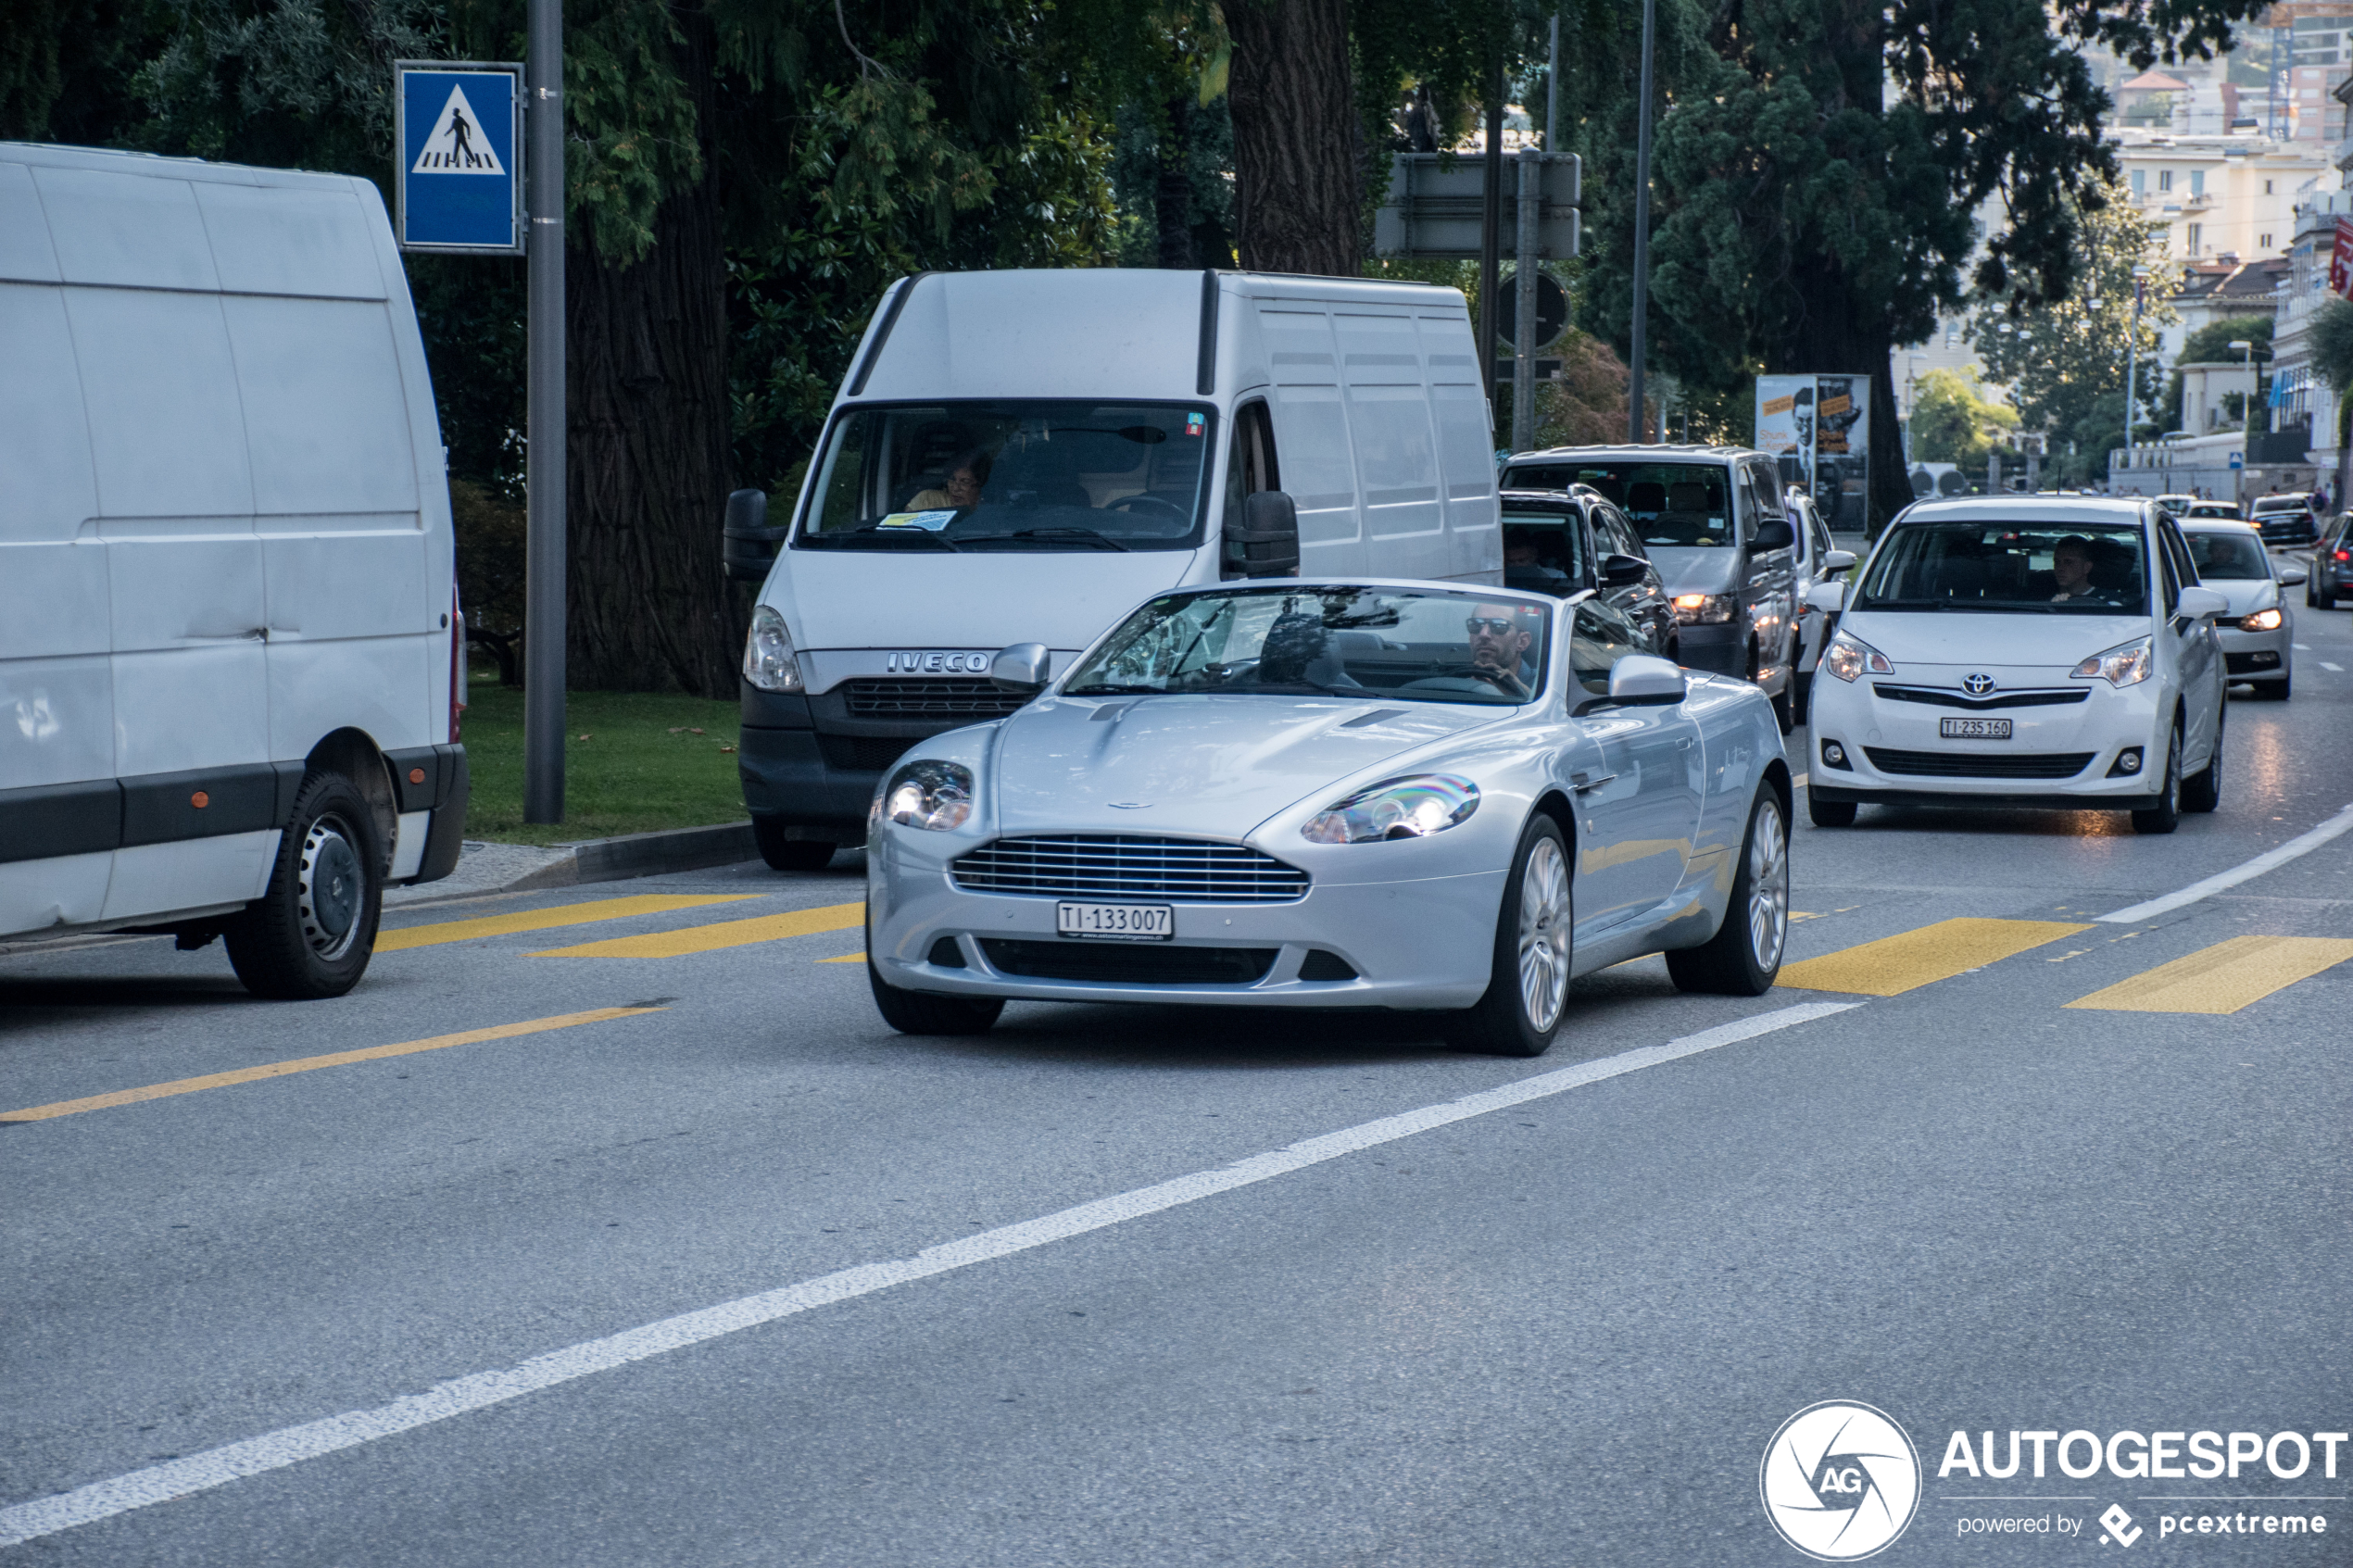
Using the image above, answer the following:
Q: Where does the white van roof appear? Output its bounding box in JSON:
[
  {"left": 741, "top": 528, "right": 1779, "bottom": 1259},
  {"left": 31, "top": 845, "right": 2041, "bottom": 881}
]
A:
[
  {"left": 0, "top": 141, "right": 394, "bottom": 300},
  {"left": 845, "top": 268, "right": 1461, "bottom": 406}
]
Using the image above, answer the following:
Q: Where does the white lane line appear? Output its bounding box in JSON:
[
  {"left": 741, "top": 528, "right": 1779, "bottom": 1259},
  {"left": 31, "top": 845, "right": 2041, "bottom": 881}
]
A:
[
  {"left": 2100, "top": 803, "right": 2353, "bottom": 923},
  {"left": 2322, "top": 661, "right": 2346, "bottom": 672},
  {"left": 2294, "top": 643, "right": 2311, "bottom": 650},
  {"left": 0, "top": 1001, "right": 1859, "bottom": 1549}
]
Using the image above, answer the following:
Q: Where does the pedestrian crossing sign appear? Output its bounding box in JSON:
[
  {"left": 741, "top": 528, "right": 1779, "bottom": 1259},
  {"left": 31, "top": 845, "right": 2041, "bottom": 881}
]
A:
[{"left": 395, "top": 61, "right": 522, "bottom": 254}]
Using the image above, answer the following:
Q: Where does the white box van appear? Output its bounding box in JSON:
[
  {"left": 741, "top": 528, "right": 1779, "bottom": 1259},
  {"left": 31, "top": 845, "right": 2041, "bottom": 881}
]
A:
[
  {"left": 0, "top": 144, "right": 467, "bottom": 996},
  {"left": 725, "top": 268, "right": 1501, "bottom": 869}
]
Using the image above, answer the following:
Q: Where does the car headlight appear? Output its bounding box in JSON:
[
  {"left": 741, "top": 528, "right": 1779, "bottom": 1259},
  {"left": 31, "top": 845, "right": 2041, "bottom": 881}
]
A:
[
  {"left": 742, "top": 604, "right": 803, "bottom": 693},
  {"left": 1670, "top": 593, "right": 1736, "bottom": 625},
  {"left": 1820, "top": 632, "right": 1893, "bottom": 684},
  {"left": 1302, "top": 774, "right": 1479, "bottom": 845},
  {"left": 2240, "top": 607, "right": 2284, "bottom": 631},
  {"left": 2071, "top": 635, "right": 2153, "bottom": 687},
  {"left": 884, "top": 759, "right": 974, "bottom": 831}
]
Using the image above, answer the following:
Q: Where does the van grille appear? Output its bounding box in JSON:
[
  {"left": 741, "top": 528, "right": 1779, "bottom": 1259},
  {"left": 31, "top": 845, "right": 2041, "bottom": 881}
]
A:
[
  {"left": 841, "top": 678, "right": 1029, "bottom": 719},
  {"left": 978, "top": 939, "right": 1277, "bottom": 985},
  {"left": 1863, "top": 747, "right": 2095, "bottom": 780},
  {"left": 950, "top": 835, "right": 1310, "bottom": 903}
]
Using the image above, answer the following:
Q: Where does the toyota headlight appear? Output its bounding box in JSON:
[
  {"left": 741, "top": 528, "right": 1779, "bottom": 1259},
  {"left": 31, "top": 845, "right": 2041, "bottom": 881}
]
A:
[
  {"left": 2071, "top": 635, "right": 2152, "bottom": 687},
  {"left": 2240, "top": 607, "right": 2284, "bottom": 631},
  {"left": 1670, "top": 593, "right": 1736, "bottom": 625},
  {"left": 1302, "top": 774, "right": 1478, "bottom": 844},
  {"left": 884, "top": 759, "right": 974, "bottom": 831},
  {"left": 1821, "top": 632, "right": 1893, "bottom": 684},
  {"left": 742, "top": 604, "right": 803, "bottom": 693}
]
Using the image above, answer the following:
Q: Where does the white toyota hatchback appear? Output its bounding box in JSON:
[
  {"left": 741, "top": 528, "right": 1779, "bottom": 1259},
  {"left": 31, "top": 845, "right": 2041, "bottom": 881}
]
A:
[{"left": 1806, "top": 497, "right": 2229, "bottom": 834}]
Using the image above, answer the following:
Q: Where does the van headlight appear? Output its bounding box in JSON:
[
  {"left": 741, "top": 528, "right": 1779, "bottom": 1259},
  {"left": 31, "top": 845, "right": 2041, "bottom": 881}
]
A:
[
  {"left": 1302, "top": 775, "right": 1478, "bottom": 844},
  {"left": 2071, "top": 635, "right": 2152, "bottom": 687},
  {"left": 742, "top": 605, "right": 803, "bottom": 692},
  {"left": 1821, "top": 632, "right": 1893, "bottom": 684},
  {"left": 1670, "top": 593, "right": 1736, "bottom": 624},
  {"left": 884, "top": 759, "right": 975, "bottom": 831}
]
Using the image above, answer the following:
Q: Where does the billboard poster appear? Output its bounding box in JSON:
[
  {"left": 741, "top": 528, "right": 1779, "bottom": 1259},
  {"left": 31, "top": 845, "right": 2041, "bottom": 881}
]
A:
[{"left": 1755, "top": 374, "right": 1872, "bottom": 532}]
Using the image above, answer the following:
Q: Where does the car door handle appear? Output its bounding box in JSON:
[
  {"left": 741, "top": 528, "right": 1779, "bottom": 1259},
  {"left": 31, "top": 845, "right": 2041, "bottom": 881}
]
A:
[
  {"left": 1570, "top": 771, "right": 1617, "bottom": 794},
  {"left": 1676, "top": 736, "right": 1694, "bottom": 750}
]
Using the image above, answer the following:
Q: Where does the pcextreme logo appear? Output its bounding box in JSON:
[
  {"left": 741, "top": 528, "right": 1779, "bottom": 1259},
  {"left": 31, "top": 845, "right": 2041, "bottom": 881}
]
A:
[{"left": 1761, "top": 1400, "right": 1924, "bottom": 1561}]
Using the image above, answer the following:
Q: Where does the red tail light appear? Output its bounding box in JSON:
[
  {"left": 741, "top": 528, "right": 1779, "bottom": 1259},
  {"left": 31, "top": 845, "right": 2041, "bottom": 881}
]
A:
[{"left": 2336, "top": 548, "right": 2350, "bottom": 562}]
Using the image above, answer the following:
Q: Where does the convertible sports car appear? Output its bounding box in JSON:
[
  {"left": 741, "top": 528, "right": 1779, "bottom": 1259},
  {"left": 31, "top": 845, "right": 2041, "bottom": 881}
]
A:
[{"left": 862, "top": 580, "right": 1793, "bottom": 1056}]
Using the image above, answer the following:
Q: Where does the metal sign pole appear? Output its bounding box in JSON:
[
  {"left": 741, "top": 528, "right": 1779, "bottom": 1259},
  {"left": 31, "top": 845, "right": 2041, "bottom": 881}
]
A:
[
  {"left": 1628, "top": 0, "right": 1657, "bottom": 445},
  {"left": 1478, "top": 69, "right": 1504, "bottom": 422},
  {"left": 1512, "top": 152, "right": 1541, "bottom": 451},
  {"left": 522, "top": 0, "right": 566, "bottom": 823}
]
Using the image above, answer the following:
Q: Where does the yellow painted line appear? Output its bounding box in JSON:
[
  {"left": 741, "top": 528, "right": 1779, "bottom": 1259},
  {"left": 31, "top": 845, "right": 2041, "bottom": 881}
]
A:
[
  {"left": 1778, "top": 917, "right": 2094, "bottom": 997},
  {"left": 819, "top": 951, "right": 866, "bottom": 964},
  {"left": 2063, "top": 935, "right": 2353, "bottom": 1014},
  {"left": 533, "top": 901, "right": 865, "bottom": 958},
  {"left": 377, "top": 895, "right": 760, "bottom": 952},
  {"left": 0, "top": 1007, "right": 662, "bottom": 1123}
]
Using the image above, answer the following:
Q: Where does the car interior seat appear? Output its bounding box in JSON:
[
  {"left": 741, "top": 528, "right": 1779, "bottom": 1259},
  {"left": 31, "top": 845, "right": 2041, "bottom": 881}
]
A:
[
  {"left": 993, "top": 442, "right": 1089, "bottom": 508},
  {"left": 1659, "top": 481, "right": 1718, "bottom": 542},
  {"left": 1628, "top": 481, "right": 1667, "bottom": 516}
]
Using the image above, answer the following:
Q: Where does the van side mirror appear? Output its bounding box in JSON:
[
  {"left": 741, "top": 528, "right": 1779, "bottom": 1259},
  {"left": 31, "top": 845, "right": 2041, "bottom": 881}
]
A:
[
  {"left": 1748, "top": 515, "right": 1794, "bottom": 552},
  {"left": 1599, "top": 552, "right": 1648, "bottom": 588},
  {"left": 1820, "top": 548, "right": 1858, "bottom": 575},
  {"left": 1227, "top": 490, "right": 1301, "bottom": 578},
  {"left": 990, "top": 642, "right": 1051, "bottom": 694},
  {"left": 722, "top": 488, "right": 786, "bottom": 582}
]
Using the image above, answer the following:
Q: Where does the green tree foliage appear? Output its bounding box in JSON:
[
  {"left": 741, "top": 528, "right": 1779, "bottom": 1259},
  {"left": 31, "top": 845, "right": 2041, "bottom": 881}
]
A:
[
  {"left": 2157, "top": 313, "right": 2271, "bottom": 432},
  {"left": 1908, "top": 370, "right": 2018, "bottom": 470},
  {"left": 1969, "top": 185, "right": 2173, "bottom": 441},
  {"left": 2309, "top": 296, "right": 2353, "bottom": 396}
]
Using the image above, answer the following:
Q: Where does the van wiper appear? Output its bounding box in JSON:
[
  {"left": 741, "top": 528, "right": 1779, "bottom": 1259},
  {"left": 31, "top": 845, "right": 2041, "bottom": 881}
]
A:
[{"left": 960, "top": 527, "right": 1133, "bottom": 552}]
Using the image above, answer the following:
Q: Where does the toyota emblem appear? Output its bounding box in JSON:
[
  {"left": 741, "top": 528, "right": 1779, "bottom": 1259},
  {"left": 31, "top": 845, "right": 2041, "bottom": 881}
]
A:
[{"left": 1961, "top": 672, "right": 1995, "bottom": 696}]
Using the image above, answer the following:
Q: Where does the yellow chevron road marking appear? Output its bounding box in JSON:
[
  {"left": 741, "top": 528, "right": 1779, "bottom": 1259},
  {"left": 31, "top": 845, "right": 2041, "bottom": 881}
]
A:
[
  {"left": 1778, "top": 917, "right": 2094, "bottom": 997},
  {"left": 377, "top": 895, "right": 759, "bottom": 952},
  {"left": 2064, "top": 935, "right": 2353, "bottom": 1014},
  {"left": 533, "top": 901, "right": 865, "bottom": 958}
]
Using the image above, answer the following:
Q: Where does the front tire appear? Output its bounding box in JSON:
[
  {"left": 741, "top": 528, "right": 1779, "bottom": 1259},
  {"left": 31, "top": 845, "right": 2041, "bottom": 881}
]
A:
[
  {"left": 754, "top": 815, "right": 837, "bottom": 872},
  {"left": 2181, "top": 707, "right": 2223, "bottom": 813},
  {"left": 2131, "top": 726, "right": 2183, "bottom": 835},
  {"left": 223, "top": 771, "right": 383, "bottom": 1000},
  {"left": 1790, "top": 671, "right": 1813, "bottom": 728},
  {"left": 1667, "top": 787, "right": 1789, "bottom": 996},
  {"left": 868, "top": 959, "right": 1003, "bottom": 1035},
  {"left": 1450, "top": 814, "right": 1572, "bottom": 1058}
]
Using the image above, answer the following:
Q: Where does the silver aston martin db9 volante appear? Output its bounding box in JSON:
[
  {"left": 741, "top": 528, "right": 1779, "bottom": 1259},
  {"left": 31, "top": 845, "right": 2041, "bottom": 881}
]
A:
[{"left": 862, "top": 580, "right": 1793, "bottom": 1056}]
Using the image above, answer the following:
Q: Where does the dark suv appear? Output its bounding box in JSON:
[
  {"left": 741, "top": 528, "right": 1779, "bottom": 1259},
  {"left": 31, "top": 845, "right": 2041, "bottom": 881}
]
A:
[{"left": 1494, "top": 487, "right": 1678, "bottom": 656}]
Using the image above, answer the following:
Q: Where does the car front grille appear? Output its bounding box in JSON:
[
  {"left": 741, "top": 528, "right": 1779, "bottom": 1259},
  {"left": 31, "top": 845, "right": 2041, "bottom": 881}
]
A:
[
  {"left": 978, "top": 939, "right": 1277, "bottom": 985},
  {"left": 840, "top": 678, "right": 1030, "bottom": 719},
  {"left": 1863, "top": 747, "right": 2095, "bottom": 780},
  {"left": 1872, "top": 684, "right": 2090, "bottom": 711},
  {"left": 950, "top": 835, "right": 1311, "bottom": 903}
]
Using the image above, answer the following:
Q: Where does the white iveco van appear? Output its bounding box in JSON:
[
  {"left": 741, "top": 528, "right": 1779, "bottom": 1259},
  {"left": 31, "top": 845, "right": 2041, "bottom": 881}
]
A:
[
  {"left": 724, "top": 268, "right": 1502, "bottom": 868},
  {"left": 0, "top": 144, "right": 467, "bottom": 996}
]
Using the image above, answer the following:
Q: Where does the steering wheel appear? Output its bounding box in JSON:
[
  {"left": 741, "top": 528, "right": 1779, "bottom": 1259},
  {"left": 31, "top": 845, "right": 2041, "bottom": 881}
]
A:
[{"left": 1108, "top": 495, "right": 1187, "bottom": 524}]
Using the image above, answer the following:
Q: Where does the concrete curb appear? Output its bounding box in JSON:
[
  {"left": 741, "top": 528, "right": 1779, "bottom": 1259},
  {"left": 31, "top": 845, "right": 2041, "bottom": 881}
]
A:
[{"left": 509, "top": 822, "right": 762, "bottom": 890}]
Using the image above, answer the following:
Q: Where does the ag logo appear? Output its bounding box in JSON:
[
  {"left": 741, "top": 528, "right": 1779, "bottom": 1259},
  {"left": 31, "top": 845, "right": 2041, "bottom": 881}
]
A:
[{"left": 1760, "top": 1400, "right": 1921, "bottom": 1561}]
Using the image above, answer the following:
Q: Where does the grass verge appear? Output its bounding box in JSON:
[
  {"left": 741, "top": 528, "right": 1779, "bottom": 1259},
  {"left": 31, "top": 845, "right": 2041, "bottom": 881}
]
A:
[{"left": 459, "top": 680, "right": 746, "bottom": 847}]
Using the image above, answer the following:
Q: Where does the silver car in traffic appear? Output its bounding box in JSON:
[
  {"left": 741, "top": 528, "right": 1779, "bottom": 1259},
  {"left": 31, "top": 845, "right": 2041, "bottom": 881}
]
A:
[{"left": 863, "top": 581, "right": 1794, "bottom": 1056}]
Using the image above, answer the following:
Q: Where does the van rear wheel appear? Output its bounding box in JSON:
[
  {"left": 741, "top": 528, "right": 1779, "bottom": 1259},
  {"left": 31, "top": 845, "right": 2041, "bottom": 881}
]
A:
[{"left": 224, "top": 771, "right": 383, "bottom": 999}]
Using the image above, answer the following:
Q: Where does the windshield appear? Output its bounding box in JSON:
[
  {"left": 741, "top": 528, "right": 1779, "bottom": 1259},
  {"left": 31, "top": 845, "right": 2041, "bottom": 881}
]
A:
[
  {"left": 1500, "top": 509, "right": 1588, "bottom": 589},
  {"left": 1510, "top": 462, "right": 1732, "bottom": 547},
  {"left": 1064, "top": 586, "right": 1551, "bottom": 706},
  {"left": 2183, "top": 529, "right": 2270, "bottom": 578},
  {"left": 795, "top": 401, "right": 1214, "bottom": 552},
  {"left": 1855, "top": 522, "right": 2151, "bottom": 614}
]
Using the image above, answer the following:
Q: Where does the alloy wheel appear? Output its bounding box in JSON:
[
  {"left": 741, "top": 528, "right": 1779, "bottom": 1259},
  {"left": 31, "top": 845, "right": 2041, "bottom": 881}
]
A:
[
  {"left": 1516, "top": 835, "right": 1570, "bottom": 1033},
  {"left": 1746, "top": 800, "right": 1790, "bottom": 971}
]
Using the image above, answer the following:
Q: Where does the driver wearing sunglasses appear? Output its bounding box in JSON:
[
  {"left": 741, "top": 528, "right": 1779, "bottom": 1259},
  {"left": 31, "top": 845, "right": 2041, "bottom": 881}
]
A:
[{"left": 1465, "top": 604, "right": 1538, "bottom": 698}]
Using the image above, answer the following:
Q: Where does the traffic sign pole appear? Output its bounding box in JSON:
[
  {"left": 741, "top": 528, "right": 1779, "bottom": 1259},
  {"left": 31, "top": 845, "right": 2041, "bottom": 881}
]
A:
[
  {"left": 522, "top": 0, "right": 566, "bottom": 824},
  {"left": 1512, "top": 152, "right": 1541, "bottom": 452}
]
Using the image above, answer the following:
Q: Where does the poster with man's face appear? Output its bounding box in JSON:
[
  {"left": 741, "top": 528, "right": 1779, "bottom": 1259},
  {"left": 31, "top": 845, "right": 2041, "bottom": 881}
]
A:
[
  {"left": 1756, "top": 375, "right": 1871, "bottom": 531},
  {"left": 1755, "top": 376, "right": 1814, "bottom": 497}
]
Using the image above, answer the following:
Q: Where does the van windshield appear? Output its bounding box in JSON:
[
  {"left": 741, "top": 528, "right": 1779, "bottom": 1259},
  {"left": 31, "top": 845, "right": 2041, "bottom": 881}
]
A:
[
  {"left": 1854, "top": 522, "right": 2151, "bottom": 614},
  {"left": 795, "top": 401, "right": 1214, "bottom": 552},
  {"left": 1509, "top": 463, "right": 1732, "bottom": 547}
]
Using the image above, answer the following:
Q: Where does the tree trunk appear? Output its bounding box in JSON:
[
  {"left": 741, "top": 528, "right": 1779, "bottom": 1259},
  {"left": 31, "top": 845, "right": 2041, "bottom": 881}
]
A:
[
  {"left": 1225, "top": 0, "right": 1358, "bottom": 275},
  {"left": 1772, "top": 231, "right": 1917, "bottom": 536},
  {"left": 1156, "top": 94, "right": 1196, "bottom": 270},
  {"left": 562, "top": 13, "right": 740, "bottom": 695}
]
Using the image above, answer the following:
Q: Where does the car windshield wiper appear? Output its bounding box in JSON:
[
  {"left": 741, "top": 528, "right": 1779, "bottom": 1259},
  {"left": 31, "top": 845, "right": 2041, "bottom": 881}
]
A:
[
  {"left": 799, "top": 526, "right": 961, "bottom": 551},
  {"left": 957, "top": 527, "right": 1133, "bottom": 552},
  {"left": 1063, "top": 683, "right": 1166, "bottom": 696}
]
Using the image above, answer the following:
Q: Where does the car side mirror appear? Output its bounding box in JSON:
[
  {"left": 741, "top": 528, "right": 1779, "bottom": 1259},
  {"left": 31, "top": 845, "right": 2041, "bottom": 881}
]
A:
[
  {"left": 2174, "top": 585, "right": 2229, "bottom": 622},
  {"left": 1748, "top": 515, "right": 1794, "bottom": 552},
  {"left": 1226, "top": 490, "right": 1301, "bottom": 578},
  {"left": 2278, "top": 565, "right": 2308, "bottom": 585},
  {"left": 1606, "top": 654, "right": 1687, "bottom": 707},
  {"left": 990, "top": 642, "right": 1051, "bottom": 694},
  {"left": 1805, "top": 580, "right": 1848, "bottom": 614},
  {"left": 722, "top": 488, "right": 786, "bottom": 582},
  {"left": 1820, "top": 548, "right": 1858, "bottom": 575},
  {"left": 1600, "top": 552, "right": 1648, "bottom": 588}
]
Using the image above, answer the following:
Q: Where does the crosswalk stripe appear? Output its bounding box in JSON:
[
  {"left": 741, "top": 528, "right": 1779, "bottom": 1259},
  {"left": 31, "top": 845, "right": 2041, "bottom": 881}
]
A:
[
  {"left": 2063, "top": 935, "right": 2353, "bottom": 1014},
  {"left": 0, "top": 1007, "right": 662, "bottom": 1123},
  {"left": 532, "top": 901, "right": 865, "bottom": 958},
  {"left": 1778, "top": 917, "right": 2093, "bottom": 997},
  {"left": 377, "top": 895, "right": 761, "bottom": 952},
  {"left": 819, "top": 952, "right": 866, "bottom": 964}
]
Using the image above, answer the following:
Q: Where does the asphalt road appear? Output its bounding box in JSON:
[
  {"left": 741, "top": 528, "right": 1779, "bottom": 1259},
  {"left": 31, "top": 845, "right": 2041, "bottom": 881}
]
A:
[{"left": 6, "top": 584, "right": 2351, "bottom": 1566}]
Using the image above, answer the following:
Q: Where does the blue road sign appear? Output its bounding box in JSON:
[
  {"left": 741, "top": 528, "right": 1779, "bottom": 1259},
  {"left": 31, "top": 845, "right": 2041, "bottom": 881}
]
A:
[{"left": 395, "top": 62, "right": 522, "bottom": 254}]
